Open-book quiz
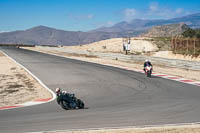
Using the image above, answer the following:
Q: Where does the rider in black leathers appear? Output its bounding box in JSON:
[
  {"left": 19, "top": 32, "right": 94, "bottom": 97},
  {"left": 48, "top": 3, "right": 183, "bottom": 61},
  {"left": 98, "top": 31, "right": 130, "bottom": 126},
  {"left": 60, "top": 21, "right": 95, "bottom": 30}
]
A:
[{"left": 55, "top": 87, "right": 84, "bottom": 109}]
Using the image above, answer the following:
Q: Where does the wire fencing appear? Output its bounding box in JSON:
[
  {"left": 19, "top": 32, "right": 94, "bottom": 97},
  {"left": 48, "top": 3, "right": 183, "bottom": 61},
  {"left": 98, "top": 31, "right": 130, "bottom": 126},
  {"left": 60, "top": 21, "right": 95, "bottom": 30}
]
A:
[{"left": 171, "top": 37, "right": 200, "bottom": 56}]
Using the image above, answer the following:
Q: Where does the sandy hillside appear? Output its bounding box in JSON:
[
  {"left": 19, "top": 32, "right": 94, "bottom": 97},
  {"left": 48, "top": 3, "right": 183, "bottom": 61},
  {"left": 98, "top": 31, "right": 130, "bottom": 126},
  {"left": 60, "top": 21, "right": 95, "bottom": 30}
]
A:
[
  {"left": 66, "top": 37, "right": 158, "bottom": 53},
  {"left": 0, "top": 51, "right": 52, "bottom": 107},
  {"left": 66, "top": 37, "right": 200, "bottom": 61}
]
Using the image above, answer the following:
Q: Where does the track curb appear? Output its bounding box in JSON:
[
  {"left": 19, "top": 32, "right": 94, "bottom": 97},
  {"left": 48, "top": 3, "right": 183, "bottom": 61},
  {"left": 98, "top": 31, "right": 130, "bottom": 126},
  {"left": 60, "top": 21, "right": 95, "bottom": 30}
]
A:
[
  {"left": 0, "top": 50, "right": 56, "bottom": 110},
  {"left": 2, "top": 49, "right": 199, "bottom": 110},
  {"left": 105, "top": 64, "right": 200, "bottom": 87}
]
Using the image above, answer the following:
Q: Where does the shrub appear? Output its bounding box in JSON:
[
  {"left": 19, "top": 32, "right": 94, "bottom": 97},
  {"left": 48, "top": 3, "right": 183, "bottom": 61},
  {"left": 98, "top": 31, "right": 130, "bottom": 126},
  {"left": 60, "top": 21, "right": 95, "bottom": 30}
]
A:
[
  {"left": 195, "top": 29, "right": 200, "bottom": 38},
  {"left": 182, "top": 28, "right": 200, "bottom": 38},
  {"left": 182, "top": 28, "right": 196, "bottom": 38}
]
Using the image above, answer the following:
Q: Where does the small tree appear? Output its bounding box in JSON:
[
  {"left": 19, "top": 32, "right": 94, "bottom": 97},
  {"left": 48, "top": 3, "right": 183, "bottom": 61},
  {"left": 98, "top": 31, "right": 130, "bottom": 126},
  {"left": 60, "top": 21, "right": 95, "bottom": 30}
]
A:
[
  {"left": 182, "top": 28, "right": 196, "bottom": 38},
  {"left": 195, "top": 29, "right": 200, "bottom": 38}
]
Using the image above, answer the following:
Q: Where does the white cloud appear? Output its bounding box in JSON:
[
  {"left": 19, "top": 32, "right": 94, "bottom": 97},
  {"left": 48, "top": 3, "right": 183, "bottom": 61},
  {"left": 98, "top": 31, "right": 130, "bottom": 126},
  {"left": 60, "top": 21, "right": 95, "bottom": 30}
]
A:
[
  {"left": 107, "top": 21, "right": 114, "bottom": 26},
  {"left": 157, "top": 9, "right": 174, "bottom": 18},
  {"left": 124, "top": 8, "right": 137, "bottom": 17},
  {"left": 147, "top": 2, "right": 187, "bottom": 19},
  {"left": 0, "top": 31, "right": 9, "bottom": 33},
  {"left": 176, "top": 8, "right": 184, "bottom": 14},
  {"left": 96, "top": 21, "right": 115, "bottom": 28},
  {"left": 156, "top": 8, "right": 187, "bottom": 19},
  {"left": 68, "top": 13, "right": 95, "bottom": 21},
  {"left": 118, "top": 2, "right": 190, "bottom": 21},
  {"left": 87, "top": 14, "right": 94, "bottom": 19},
  {"left": 149, "top": 2, "right": 158, "bottom": 12},
  {"left": 148, "top": 2, "right": 174, "bottom": 19},
  {"left": 123, "top": 8, "right": 137, "bottom": 22}
]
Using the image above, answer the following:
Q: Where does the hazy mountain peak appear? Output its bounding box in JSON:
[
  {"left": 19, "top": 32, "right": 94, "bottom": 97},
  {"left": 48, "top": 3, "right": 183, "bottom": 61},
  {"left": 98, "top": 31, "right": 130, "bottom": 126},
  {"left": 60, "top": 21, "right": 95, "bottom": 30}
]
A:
[
  {"left": 185, "top": 13, "right": 200, "bottom": 17},
  {"left": 26, "top": 25, "right": 55, "bottom": 31},
  {"left": 90, "top": 12, "right": 200, "bottom": 33}
]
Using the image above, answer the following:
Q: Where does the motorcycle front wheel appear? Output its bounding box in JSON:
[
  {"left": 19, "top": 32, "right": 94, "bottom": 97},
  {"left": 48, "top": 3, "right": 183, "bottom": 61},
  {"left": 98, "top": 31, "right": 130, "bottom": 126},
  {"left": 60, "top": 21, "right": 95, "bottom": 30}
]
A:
[{"left": 60, "top": 100, "right": 70, "bottom": 110}]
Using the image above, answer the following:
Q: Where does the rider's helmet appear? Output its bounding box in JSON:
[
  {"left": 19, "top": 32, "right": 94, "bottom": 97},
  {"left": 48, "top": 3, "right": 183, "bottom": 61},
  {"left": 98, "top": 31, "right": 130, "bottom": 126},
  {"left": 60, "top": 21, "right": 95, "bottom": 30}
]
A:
[
  {"left": 145, "top": 59, "right": 148, "bottom": 62},
  {"left": 56, "top": 88, "right": 60, "bottom": 94}
]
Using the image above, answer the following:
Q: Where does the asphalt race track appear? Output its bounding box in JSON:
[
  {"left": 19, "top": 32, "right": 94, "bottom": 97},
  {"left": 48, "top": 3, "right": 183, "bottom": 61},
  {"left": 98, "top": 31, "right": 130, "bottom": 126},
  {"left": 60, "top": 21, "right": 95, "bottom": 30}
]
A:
[{"left": 0, "top": 47, "right": 200, "bottom": 133}]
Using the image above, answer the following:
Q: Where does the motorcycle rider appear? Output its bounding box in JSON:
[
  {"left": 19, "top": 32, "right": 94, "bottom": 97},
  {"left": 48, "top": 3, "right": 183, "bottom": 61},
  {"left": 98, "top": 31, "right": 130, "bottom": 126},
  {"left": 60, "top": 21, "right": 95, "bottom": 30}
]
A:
[
  {"left": 55, "top": 88, "right": 74, "bottom": 97},
  {"left": 143, "top": 59, "right": 153, "bottom": 73},
  {"left": 56, "top": 87, "right": 80, "bottom": 109}
]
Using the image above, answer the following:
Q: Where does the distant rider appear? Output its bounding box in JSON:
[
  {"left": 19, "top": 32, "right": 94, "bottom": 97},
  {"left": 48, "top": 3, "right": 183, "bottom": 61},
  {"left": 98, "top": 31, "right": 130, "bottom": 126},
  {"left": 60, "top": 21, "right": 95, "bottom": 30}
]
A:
[{"left": 143, "top": 59, "right": 152, "bottom": 71}]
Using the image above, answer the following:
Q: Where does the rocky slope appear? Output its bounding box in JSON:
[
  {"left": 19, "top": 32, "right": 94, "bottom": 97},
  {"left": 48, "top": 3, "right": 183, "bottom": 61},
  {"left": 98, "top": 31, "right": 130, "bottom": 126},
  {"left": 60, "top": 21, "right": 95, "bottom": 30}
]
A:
[{"left": 141, "top": 23, "right": 190, "bottom": 37}]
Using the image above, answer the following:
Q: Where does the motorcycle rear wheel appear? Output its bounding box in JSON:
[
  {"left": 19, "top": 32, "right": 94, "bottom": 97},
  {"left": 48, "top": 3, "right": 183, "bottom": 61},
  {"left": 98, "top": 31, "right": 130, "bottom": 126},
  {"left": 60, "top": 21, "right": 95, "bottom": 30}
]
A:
[
  {"left": 77, "top": 99, "right": 84, "bottom": 109},
  {"left": 147, "top": 71, "right": 151, "bottom": 77}
]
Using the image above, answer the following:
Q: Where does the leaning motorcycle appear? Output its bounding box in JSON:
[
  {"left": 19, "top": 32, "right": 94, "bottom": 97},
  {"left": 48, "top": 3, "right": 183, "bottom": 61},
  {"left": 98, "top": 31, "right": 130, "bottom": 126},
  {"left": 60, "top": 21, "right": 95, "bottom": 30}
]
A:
[
  {"left": 145, "top": 65, "right": 152, "bottom": 78},
  {"left": 57, "top": 93, "right": 84, "bottom": 110}
]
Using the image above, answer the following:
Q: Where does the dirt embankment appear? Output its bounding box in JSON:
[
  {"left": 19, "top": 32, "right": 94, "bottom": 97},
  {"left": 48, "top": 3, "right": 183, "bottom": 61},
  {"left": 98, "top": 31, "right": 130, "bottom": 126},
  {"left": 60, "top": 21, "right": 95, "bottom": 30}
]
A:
[
  {"left": 66, "top": 37, "right": 158, "bottom": 53},
  {"left": 0, "top": 51, "right": 52, "bottom": 107}
]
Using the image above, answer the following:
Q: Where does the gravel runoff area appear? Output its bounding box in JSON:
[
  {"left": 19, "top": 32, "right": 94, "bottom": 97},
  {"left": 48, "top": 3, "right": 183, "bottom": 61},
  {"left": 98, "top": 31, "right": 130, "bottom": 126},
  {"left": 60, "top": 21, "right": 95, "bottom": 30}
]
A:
[
  {"left": 0, "top": 51, "right": 52, "bottom": 107},
  {"left": 22, "top": 46, "right": 200, "bottom": 82}
]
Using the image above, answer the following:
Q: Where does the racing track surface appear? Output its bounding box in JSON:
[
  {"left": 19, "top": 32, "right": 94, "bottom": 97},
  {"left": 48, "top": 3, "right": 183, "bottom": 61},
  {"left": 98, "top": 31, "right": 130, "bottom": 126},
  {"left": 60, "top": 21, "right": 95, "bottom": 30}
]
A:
[{"left": 0, "top": 47, "right": 200, "bottom": 133}]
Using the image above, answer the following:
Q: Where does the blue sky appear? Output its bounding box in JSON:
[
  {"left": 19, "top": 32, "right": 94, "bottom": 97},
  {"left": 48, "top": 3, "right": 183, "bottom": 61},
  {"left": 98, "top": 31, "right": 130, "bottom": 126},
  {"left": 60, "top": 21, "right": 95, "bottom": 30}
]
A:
[{"left": 0, "top": 0, "right": 200, "bottom": 32}]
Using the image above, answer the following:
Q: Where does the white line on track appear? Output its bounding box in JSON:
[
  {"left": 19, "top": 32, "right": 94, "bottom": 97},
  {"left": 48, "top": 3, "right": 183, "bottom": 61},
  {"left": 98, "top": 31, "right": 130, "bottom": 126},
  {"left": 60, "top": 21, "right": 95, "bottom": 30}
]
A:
[{"left": 0, "top": 50, "right": 56, "bottom": 109}]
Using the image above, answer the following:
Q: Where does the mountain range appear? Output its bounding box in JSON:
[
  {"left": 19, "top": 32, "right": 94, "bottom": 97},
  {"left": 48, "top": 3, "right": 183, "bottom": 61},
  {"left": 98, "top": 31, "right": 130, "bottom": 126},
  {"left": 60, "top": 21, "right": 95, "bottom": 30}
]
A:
[
  {"left": 0, "top": 13, "right": 200, "bottom": 46},
  {"left": 91, "top": 13, "right": 200, "bottom": 33},
  {"left": 0, "top": 26, "right": 120, "bottom": 45}
]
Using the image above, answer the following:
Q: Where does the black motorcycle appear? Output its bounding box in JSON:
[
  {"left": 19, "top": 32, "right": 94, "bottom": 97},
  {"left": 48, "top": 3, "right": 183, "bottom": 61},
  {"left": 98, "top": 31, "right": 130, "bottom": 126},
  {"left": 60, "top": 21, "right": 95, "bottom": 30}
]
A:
[{"left": 57, "top": 93, "right": 84, "bottom": 110}]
